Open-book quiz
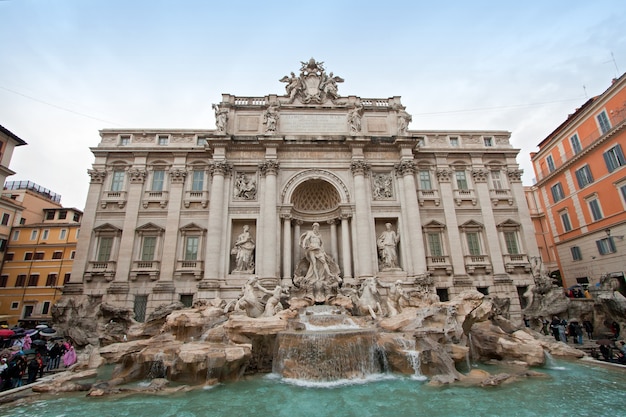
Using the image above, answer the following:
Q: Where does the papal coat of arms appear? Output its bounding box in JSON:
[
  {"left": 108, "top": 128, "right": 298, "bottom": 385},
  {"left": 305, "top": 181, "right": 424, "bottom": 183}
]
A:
[{"left": 280, "top": 58, "right": 344, "bottom": 104}]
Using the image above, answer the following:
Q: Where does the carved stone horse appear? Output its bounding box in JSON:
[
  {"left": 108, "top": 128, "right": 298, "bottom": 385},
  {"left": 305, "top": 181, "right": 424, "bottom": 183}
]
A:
[{"left": 352, "top": 277, "right": 384, "bottom": 320}]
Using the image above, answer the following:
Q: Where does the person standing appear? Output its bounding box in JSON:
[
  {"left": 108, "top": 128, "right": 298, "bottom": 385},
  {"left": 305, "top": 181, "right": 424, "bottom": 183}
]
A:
[{"left": 550, "top": 316, "right": 561, "bottom": 341}]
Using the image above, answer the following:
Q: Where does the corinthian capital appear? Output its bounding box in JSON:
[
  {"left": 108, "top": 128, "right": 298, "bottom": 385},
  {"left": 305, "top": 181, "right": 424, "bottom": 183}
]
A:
[
  {"left": 350, "top": 160, "right": 370, "bottom": 175},
  {"left": 436, "top": 168, "right": 452, "bottom": 182},
  {"left": 394, "top": 160, "right": 416, "bottom": 176},
  {"left": 259, "top": 160, "right": 280, "bottom": 176},
  {"left": 128, "top": 168, "right": 147, "bottom": 183},
  {"left": 169, "top": 168, "right": 187, "bottom": 184},
  {"left": 211, "top": 161, "right": 232, "bottom": 176},
  {"left": 507, "top": 169, "right": 523, "bottom": 182},
  {"left": 471, "top": 169, "right": 489, "bottom": 183},
  {"left": 88, "top": 169, "right": 106, "bottom": 184}
]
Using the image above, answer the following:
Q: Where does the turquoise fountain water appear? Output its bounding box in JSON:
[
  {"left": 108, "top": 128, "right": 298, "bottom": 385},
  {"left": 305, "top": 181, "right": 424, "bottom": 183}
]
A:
[{"left": 3, "top": 359, "right": 624, "bottom": 417}]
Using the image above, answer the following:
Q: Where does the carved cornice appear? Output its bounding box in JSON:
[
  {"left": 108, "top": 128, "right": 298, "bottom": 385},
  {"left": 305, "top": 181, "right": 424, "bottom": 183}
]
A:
[
  {"left": 471, "top": 169, "right": 489, "bottom": 183},
  {"left": 394, "top": 160, "right": 416, "bottom": 176},
  {"left": 350, "top": 160, "right": 370, "bottom": 176},
  {"left": 507, "top": 169, "right": 523, "bottom": 182},
  {"left": 169, "top": 168, "right": 187, "bottom": 184},
  {"left": 259, "top": 160, "right": 280, "bottom": 176},
  {"left": 128, "top": 168, "right": 147, "bottom": 184},
  {"left": 88, "top": 169, "right": 106, "bottom": 184},
  {"left": 436, "top": 168, "right": 452, "bottom": 182}
]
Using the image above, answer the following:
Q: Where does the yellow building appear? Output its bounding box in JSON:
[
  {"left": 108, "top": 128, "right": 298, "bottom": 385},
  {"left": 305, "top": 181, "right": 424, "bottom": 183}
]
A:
[{"left": 0, "top": 206, "right": 82, "bottom": 326}]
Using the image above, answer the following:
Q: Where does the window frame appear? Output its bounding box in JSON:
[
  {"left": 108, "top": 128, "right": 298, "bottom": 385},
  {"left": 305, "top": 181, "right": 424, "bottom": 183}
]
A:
[
  {"left": 560, "top": 210, "right": 573, "bottom": 232},
  {"left": 575, "top": 164, "right": 594, "bottom": 188},
  {"left": 596, "top": 237, "right": 616, "bottom": 255},
  {"left": 419, "top": 170, "right": 432, "bottom": 190},
  {"left": 455, "top": 170, "right": 469, "bottom": 190},
  {"left": 111, "top": 169, "right": 125, "bottom": 192},
  {"left": 571, "top": 246, "right": 582, "bottom": 261},
  {"left": 597, "top": 110, "right": 611, "bottom": 134},
  {"left": 546, "top": 155, "right": 556, "bottom": 173},
  {"left": 603, "top": 144, "right": 626, "bottom": 173},
  {"left": 570, "top": 133, "right": 582, "bottom": 154},
  {"left": 151, "top": 169, "right": 165, "bottom": 192},
  {"left": 587, "top": 196, "right": 603, "bottom": 221},
  {"left": 551, "top": 182, "right": 565, "bottom": 203}
]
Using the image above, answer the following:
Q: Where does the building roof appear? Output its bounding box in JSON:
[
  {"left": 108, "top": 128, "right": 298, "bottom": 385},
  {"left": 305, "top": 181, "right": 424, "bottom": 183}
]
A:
[
  {"left": 0, "top": 124, "right": 28, "bottom": 146},
  {"left": 536, "top": 72, "right": 626, "bottom": 149}
]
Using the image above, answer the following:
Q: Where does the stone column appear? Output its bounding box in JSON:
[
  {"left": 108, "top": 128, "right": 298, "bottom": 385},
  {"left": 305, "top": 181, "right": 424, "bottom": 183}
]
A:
[
  {"left": 436, "top": 167, "right": 467, "bottom": 276},
  {"left": 203, "top": 161, "right": 231, "bottom": 281},
  {"left": 159, "top": 165, "right": 186, "bottom": 287},
  {"left": 395, "top": 160, "right": 427, "bottom": 276},
  {"left": 260, "top": 160, "right": 279, "bottom": 279},
  {"left": 293, "top": 220, "right": 302, "bottom": 265},
  {"left": 508, "top": 168, "right": 539, "bottom": 260},
  {"left": 69, "top": 169, "right": 106, "bottom": 285},
  {"left": 115, "top": 166, "right": 146, "bottom": 281},
  {"left": 340, "top": 214, "right": 353, "bottom": 282},
  {"left": 282, "top": 215, "right": 292, "bottom": 282},
  {"left": 329, "top": 219, "right": 338, "bottom": 263},
  {"left": 351, "top": 160, "right": 374, "bottom": 278},
  {"left": 472, "top": 168, "right": 507, "bottom": 277}
]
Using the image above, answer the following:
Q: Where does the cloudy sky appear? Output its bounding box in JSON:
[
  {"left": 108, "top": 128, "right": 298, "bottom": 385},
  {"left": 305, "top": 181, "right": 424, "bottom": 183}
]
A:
[{"left": 1, "top": 0, "right": 624, "bottom": 209}]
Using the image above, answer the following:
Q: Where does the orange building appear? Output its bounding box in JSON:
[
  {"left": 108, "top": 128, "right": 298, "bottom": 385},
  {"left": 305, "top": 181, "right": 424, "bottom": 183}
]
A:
[
  {"left": 0, "top": 206, "right": 82, "bottom": 326},
  {"left": 529, "top": 73, "right": 626, "bottom": 292}
]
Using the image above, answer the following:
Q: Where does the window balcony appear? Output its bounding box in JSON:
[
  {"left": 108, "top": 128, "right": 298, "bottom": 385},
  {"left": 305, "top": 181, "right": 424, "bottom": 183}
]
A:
[
  {"left": 130, "top": 260, "right": 161, "bottom": 280},
  {"left": 184, "top": 190, "right": 209, "bottom": 208},
  {"left": 454, "top": 189, "right": 477, "bottom": 206},
  {"left": 464, "top": 255, "right": 492, "bottom": 274},
  {"left": 175, "top": 260, "right": 204, "bottom": 280},
  {"left": 426, "top": 255, "right": 452, "bottom": 275},
  {"left": 489, "top": 189, "right": 513, "bottom": 206},
  {"left": 100, "top": 191, "right": 127, "bottom": 209},
  {"left": 142, "top": 191, "right": 169, "bottom": 208},
  {"left": 85, "top": 260, "right": 117, "bottom": 281},
  {"left": 418, "top": 189, "right": 440, "bottom": 206},
  {"left": 503, "top": 254, "right": 531, "bottom": 273}
]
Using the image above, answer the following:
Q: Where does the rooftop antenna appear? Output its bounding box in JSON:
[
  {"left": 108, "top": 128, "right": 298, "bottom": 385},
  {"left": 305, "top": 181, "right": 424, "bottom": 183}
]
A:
[
  {"left": 583, "top": 85, "right": 588, "bottom": 99},
  {"left": 604, "top": 51, "right": 620, "bottom": 78}
]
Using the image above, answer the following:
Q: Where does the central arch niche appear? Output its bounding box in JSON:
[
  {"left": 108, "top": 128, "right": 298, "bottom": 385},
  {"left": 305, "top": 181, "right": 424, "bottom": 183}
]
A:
[{"left": 291, "top": 179, "right": 340, "bottom": 215}]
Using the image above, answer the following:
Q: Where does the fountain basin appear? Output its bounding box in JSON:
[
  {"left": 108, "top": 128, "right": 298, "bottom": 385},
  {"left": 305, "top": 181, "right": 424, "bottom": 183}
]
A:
[{"left": 273, "top": 328, "right": 384, "bottom": 381}]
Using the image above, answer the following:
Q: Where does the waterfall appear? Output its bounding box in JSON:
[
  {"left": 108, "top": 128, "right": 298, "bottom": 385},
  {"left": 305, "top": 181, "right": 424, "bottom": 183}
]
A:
[
  {"left": 274, "top": 329, "right": 382, "bottom": 381},
  {"left": 147, "top": 352, "right": 167, "bottom": 379},
  {"left": 467, "top": 332, "right": 477, "bottom": 369},
  {"left": 394, "top": 337, "right": 425, "bottom": 380},
  {"left": 544, "top": 350, "right": 566, "bottom": 370},
  {"left": 273, "top": 306, "right": 383, "bottom": 381}
]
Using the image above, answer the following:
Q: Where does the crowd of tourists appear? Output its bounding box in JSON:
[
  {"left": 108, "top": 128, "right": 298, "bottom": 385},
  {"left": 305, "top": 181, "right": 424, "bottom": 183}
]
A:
[{"left": 0, "top": 325, "right": 76, "bottom": 391}]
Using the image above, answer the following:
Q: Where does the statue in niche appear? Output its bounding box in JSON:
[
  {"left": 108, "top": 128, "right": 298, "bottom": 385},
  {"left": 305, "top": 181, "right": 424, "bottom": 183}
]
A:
[
  {"left": 377, "top": 223, "right": 400, "bottom": 270},
  {"left": 234, "top": 173, "right": 257, "bottom": 200},
  {"left": 212, "top": 104, "right": 228, "bottom": 133},
  {"left": 263, "top": 104, "right": 280, "bottom": 133},
  {"left": 231, "top": 225, "right": 255, "bottom": 273},
  {"left": 372, "top": 173, "right": 393, "bottom": 199},
  {"left": 293, "top": 223, "right": 342, "bottom": 303},
  {"left": 347, "top": 104, "right": 363, "bottom": 135}
]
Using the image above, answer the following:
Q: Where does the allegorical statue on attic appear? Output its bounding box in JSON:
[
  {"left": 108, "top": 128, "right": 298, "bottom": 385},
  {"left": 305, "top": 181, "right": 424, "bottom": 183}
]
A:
[{"left": 280, "top": 58, "right": 343, "bottom": 104}]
